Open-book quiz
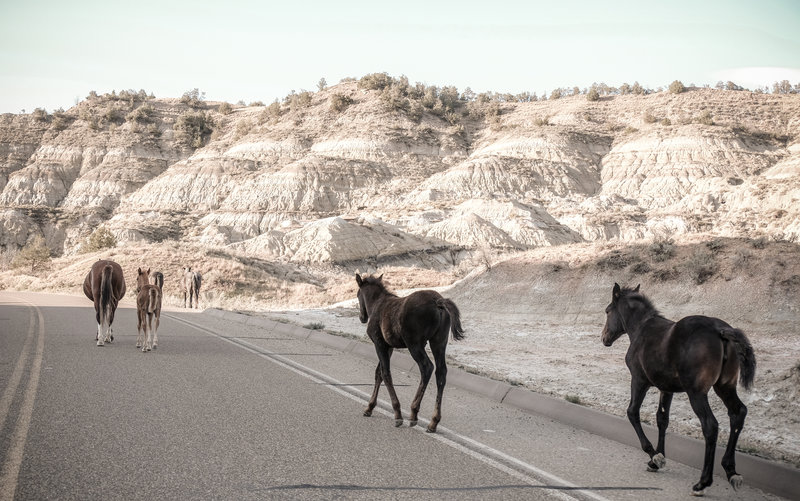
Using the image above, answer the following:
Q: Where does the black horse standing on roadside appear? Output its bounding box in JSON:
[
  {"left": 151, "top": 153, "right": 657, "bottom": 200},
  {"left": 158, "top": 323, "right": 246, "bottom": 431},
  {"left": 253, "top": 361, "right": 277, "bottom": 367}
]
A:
[
  {"left": 355, "top": 273, "right": 464, "bottom": 433},
  {"left": 602, "top": 283, "right": 756, "bottom": 496}
]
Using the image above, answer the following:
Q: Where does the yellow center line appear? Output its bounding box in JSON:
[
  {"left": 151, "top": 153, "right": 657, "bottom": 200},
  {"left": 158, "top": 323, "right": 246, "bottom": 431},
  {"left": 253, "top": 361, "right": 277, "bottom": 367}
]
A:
[{"left": 0, "top": 301, "right": 45, "bottom": 501}]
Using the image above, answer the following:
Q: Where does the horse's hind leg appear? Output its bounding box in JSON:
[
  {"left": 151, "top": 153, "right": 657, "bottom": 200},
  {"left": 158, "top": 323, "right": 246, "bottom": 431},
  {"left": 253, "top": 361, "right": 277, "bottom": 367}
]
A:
[
  {"left": 152, "top": 314, "right": 159, "bottom": 350},
  {"left": 649, "top": 391, "right": 673, "bottom": 471},
  {"left": 687, "top": 390, "right": 719, "bottom": 496},
  {"left": 714, "top": 382, "right": 747, "bottom": 490},
  {"left": 407, "top": 344, "right": 434, "bottom": 428},
  {"left": 136, "top": 308, "right": 144, "bottom": 348},
  {"left": 427, "top": 339, "right": 448, "bottom": 433}
]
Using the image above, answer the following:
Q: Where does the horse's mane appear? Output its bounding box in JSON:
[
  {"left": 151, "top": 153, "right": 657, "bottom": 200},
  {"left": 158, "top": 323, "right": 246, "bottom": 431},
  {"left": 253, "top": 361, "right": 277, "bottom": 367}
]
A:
[
  {"left": 360, "top": 275, "right": 397, "bottom": 297},
  {"left": 620, "top": 286, "right": 662, "bottom": 319}
]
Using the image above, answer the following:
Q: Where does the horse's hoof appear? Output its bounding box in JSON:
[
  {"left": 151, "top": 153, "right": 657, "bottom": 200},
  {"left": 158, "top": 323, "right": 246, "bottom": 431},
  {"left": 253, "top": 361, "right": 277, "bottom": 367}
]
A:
[
  {"left": 425, "top": 427, "right": 437, "bottom": 434},
  {"left": 363, "top": 410, "right": 372, "bottom": 417},
  {"left": 394, "top": 419, "right": 403, "bottom": 427},
  {"left": 409, "top": 420, "right": 418, "bottom": 428},
  {"left": 152, "top": 345, "right": 157, "bottom": 350},
  {"left": 690, "top": 489, "right": 705, "bottom": 497},
  {"left": 136, "top": 343, "right": 142, "bottom": 348},
  {"left": 729, "top": 474, "right": 743, "bottom": 491},
  {"left": 97, "top": 341, "right": 104, "bottom": 346},
  {"left": 649, "top": 453, "right": 666, "bottom": 470}
]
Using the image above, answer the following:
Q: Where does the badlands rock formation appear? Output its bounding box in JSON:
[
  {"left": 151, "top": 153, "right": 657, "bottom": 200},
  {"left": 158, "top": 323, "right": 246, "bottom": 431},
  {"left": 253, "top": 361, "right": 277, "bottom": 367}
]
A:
[{"left": 1, "top": 83, "right": 799, "bottom": 267}]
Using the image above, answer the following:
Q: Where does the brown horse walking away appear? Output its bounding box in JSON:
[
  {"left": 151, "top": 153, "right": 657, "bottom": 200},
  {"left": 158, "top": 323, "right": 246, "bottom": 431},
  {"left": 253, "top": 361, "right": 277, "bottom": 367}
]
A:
[
  {"left": 82, "top": 259, "right": 126, "bottom": 346},
  {"left": 182, "top": 266, "right": 202, "bottom": 309},
  {"left": 136, "top": 268, "right": 162, "bottom": 352},
  {"left": 602, "top": 283, "right": 756, "bottom": 496},
  {"left": 355, "top": 273, "right": 464, "bottom": 433}
]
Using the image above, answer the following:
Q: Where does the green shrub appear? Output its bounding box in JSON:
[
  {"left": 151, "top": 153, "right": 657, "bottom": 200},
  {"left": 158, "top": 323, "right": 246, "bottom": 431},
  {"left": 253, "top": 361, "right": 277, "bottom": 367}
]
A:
[
  {"left": 686, "top": 248, "right": 716, "bottom": 284},
  {"left": 52, "top": 108, "right": 73, "bottom": 131},
  {"left": 126, "top": 104, "right": 156, "bottom": 124},
  {"left": 643, "top": 111, "right": 657, "bottom": 124},
  {"left": 12, "top": 236, "right": 51, "bottom": 272},
  {"left": 669, "top": 80, "right": 686, "bottom": 94},
  {"left": 32, "top": 108, "right": 49, "bottom": 122},
  {"left": 81, "top": 227, "right": 117, "bottom": 253},
  {"left": 175, "top": 111, "right": 215, "bottom": 148},
  {"left": 180, "top": 88, "right": 205, "bottom": 108},
  {"left": 329, "top": 93, "right": 353, "bottom": 113},
  {"left": 649, "top": 236, "right": 675, "bottom": 262},
  {"left": 358, "top": 72, "right": 393, "bottom": 91},
  {"left": 586, "top": 88, "right": 600, "bottom": 102},
  {"left": 218, "top": 102, "right": 233, "bottom": 114},
  {"left": 695, "top": 110, "right": 714, "bottom": 125}
]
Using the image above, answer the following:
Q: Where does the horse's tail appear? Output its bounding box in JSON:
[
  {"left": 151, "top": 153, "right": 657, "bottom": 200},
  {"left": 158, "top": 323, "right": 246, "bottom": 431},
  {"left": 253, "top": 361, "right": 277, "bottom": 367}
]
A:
[
  {"left": 148, "top": 287, "right": 158, "bottom": 314},
  {"left": 100, "top": 264, "right": 113, "bottom": 328},
  {"left": 720, "top": 327, "right": 756, "bottom": 390},
  {"left": 193, "top": 272, "right": 202, "bottom": 292},
  {"left": 438, "top": 298, "right": 465, "bottom": 341}
]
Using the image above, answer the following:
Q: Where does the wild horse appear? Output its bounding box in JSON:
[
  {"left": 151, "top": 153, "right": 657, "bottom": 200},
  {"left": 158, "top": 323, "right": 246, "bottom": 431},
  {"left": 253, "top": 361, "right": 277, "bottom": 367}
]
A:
[
  {"left": 355, "top": 273, "right": 464, "bottom": 433},
  {"left": 602, "top": 283, "right": 756, "bottom": 496},
  {"left": 182, "top": 266, "right": 202, "bottom": 309},
  {"left": 82, "top": 259, "right": 126, "bottom": 346},
  {"left": 136, "top": 268, "right": 162, "bottom": 352}
]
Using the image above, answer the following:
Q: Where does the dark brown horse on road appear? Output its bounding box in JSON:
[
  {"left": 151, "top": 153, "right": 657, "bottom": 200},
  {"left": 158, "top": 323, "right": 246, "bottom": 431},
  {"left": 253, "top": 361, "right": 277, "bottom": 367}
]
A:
[
  {"left": 182, "top": 266, "right": 202, "bottom": 309},
  {"left": 136, "top": 268, "right": 162, "bottom": 352},
  {"left": 83, "top": 259, "right": 126, "bottom": 346},
  {"left": 602, "top": 283, "right": 756, "bottom": 496},
  {"left": 355, "top": 273, "right": 464, "bottom": 433}
]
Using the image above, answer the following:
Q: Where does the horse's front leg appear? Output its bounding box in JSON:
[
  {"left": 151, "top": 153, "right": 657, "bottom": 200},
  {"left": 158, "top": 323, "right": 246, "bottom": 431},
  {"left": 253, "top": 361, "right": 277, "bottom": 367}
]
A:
[
  {"left": 374, "top": 344, "right": 402, "bottom": 426},
  {"left": 649, "top": 391, "right": 673, "bottom": 471},
  {"left": 627, "top": 380, "right": 659, "bottom": 469},
  {"left": 364, "top": 362, "right": 383, "bottom": 417}
]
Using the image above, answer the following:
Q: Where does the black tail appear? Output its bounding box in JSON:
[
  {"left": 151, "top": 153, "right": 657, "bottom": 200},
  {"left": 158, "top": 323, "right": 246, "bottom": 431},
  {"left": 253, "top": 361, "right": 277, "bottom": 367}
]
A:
[
  {"left": 721, "top": 327, "right": 756, "bottom": 390},
  {"left": 100, "top": 264, "right": 113, "bottom": 327},
  {"left": 438, "top": 298, "right": 465, "bottom": 341}
]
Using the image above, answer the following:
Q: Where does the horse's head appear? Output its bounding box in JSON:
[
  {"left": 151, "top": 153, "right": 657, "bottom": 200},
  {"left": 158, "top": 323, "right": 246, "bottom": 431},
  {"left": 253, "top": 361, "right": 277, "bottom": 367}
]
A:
[
  {"left": 601, "top": 283, "right": 639, "bottom": 346},
  {"left": 136, "top": 267, "right": 151, "bottom": 294},
  {"left": 355, "top": 273, "right": 383, "bottom": 324}
]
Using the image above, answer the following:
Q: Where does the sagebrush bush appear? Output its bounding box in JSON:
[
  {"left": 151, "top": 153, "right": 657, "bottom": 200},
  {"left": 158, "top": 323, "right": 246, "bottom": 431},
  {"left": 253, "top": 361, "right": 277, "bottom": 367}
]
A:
[
  {"left": 329, "top": 93, "right": 353, "bottom": 113},
  {"left": 175, "top": 111, "right": 215, "bottom": 148},
  {"left": 649, "top": 236, "right": 675, "bottom": 262},
  {"left": 12, "top": 236, "right": 50, "bottom": 272},
  {"left": 81, "top": 227, "right": 117, "bottom": 253},
  {"left": 686, "top": 248, "right": 717, "bottom": 284},
  {"left": 669, "top": 80, "right": 686, "bottom": 94},
  {"left": 586, "top": 88, "right": 600, "bottom": 102}
]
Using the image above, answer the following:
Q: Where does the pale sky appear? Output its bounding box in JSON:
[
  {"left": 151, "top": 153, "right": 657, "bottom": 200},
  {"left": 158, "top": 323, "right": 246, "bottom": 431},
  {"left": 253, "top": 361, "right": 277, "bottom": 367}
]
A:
[{"left": 1, "top": 0, "right": 799, "bottom": 114}]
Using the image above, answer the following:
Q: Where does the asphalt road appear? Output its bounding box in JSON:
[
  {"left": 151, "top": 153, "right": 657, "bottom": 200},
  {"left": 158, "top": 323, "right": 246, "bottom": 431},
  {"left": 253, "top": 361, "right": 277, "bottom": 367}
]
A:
[{"left": 0, "top": 291, "right": 787, "bottom": 501}]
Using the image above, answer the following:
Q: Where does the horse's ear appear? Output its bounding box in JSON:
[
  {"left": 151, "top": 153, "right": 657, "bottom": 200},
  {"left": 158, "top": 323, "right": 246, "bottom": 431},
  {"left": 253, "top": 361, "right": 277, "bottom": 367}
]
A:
[
  {"left": 634, "top": 284, "right": 640, "bottom": 292},
  {"left": 613, "top": 282, "right": 621, "bottom": 299},
  {"left": 377, "top": 274, "right": 383, "bottom": 282},
  {"left": 146, "top": 268, "right": 150, "bottom": 274},
  {"left": 355, "top": 273, "right": 363, "bottom": 286},
  {"left": 138, "top": 267, "right": 142, "bottom": 274}
]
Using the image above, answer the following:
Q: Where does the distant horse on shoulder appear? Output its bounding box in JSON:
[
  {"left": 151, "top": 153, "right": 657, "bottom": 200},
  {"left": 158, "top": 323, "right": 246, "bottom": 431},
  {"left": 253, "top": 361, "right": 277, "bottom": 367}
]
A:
[
  {"left": 182, "top": 267, "right": 202, "bottom": 309},
  {"left": 83, "top": 259, "right": 126, "bottom": 346},
  {"left": 136, "top": 268, "right": 162, "bottom": 352},
  {"left": 150, "top": 271, "right": 164, "bottom": 290},
  {"left": 355, "top": 273, "right": 464, "bottom": 433},
  {"left": 602, "top": 283, "right": 756, "bottom": 496}
]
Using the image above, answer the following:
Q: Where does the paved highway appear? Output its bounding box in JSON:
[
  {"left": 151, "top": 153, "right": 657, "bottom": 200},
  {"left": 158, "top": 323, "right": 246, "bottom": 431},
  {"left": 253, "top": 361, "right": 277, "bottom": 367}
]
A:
[{"left": 0, "top": 291, "right": 787, "bottom": 500}]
